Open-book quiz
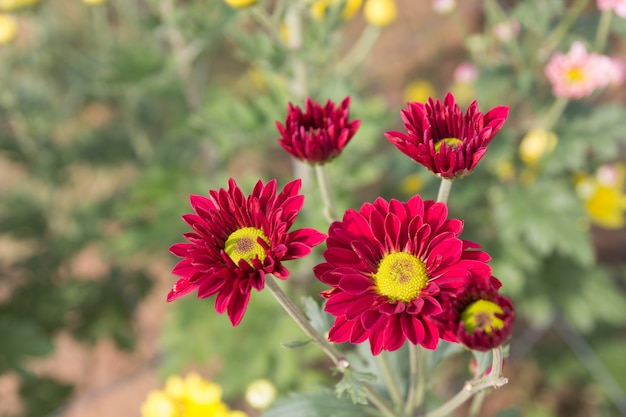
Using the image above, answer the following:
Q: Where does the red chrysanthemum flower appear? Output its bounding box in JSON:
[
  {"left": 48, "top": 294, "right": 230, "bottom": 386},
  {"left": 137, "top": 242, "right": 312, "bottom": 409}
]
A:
[
  {"left": 313, "top": 195, "right": 492, "bottom": 355},
  {"left": 385, "top": 92, "right": 509, "bottom": 179},
  {"left": 276, "top": 97, "right": 360, "bottom": 164},
  {"left": 168, "top": 178, "right": 327, "bottom": 326},
  {"left": 435, "top": 275, "right": 515, "bottom": 351}
]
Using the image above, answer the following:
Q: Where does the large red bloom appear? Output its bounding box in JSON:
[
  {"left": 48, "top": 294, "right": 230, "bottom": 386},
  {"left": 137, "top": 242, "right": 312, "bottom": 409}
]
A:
[
  {"left": 276, "top": 97, "right": 360, "bottom": 164},
  {"left": 385, "top": 93, "right": 509, "bottom": 179},
  {"left": 168, "top": 178, "right": 326, "bottom": 326},
  {"left": 313, "top": 195, "right": 492, "bottom": 355},
  {"left": 435, "top": 275, "right": 515, "bottom": 351}
]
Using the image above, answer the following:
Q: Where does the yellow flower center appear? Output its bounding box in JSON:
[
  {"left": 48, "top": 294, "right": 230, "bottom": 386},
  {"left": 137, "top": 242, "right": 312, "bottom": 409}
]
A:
[
  {"left": 461, "top": 299, "right": 505, "bottom": 335},
  {"left": 434, "top": 137, "right": 463, "bottom": 153},
  {"left": 373, "top": 252, "right": 428, "bottom": 303},
  {"left": 566, "top": 67, "right": 584, "bottom": 82},
  {"left": 224, "top": 227, "right": 270, "bottom": 266}
]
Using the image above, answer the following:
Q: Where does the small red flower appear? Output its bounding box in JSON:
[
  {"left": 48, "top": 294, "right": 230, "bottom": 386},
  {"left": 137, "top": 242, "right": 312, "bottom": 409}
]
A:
[
  {"left": 435, "top": 276, "right": 515, "bottom": 351},
  {"left": 385, "top": 93, "right": 509, "bottom": 179},
  {"left": 276, "top": 97, "right": 360, "bottom": 164},
  {"left": 314, "top": 195, "right": 492, "bottom": 355},
  {"left": 168, "top": 178, "right": 326, "bottom": 326}
]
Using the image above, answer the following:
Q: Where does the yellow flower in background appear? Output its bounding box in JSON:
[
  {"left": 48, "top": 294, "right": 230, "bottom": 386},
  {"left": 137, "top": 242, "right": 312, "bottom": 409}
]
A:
[
  {"left": 518, "top": 128, "right": 558, "bottom": 166},
  {"left": 492, "top": 159, "right": 515, "bottom": 182},
  {"left": 403, "top": 79, "right": 436, "bottom": 104},
  {"left": 0, "top": 0, "right": 37, "bottom": 11},
  {"left": 400, "top": 172, "right": 425, "bottom": 196},
  {"left": 245, "top": 379, "right": 277, "bottom": 410},
  {"left": 82, "top": 0, "right": 107, "bottom": 5},
  {"left": 576, "top": 164, "right": 626, "bottom": 229},
  {"left": 310, "top": 0, "right": 363, "bottom": 20},
  {"left": 364, "top": 0, "right": 397, "bottom": 27},
  {"left": 342, "top": 0, "right": 363, "bottom": 19},
  {"left": 141, "top": 373, "right": 247, "bottom": 417},
  {"left": 224, "top": 0, "right": 256, "bottom": 8},
  {"left": 141, "top": 391, "right": 177, "bottom": 417},
  {"left": 0, "top": 13, "right": 17, "bottom": 44}
]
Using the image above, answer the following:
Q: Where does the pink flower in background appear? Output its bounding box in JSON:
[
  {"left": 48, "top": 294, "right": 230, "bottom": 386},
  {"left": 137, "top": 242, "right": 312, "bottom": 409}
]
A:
[
  {"left": 453, "top": 62, "right": 479, "bottom": 84},
  {"left": 597, "top": 0, "right": 626, "bottom": 18},
  {"left": 544, "top": 42, "right": 620, "bottom": 99},
  {"left": 597, "top": 56, "right": 626, "bottom": 86},
  {"left": 493, "top": 20, "right": 520, "bottom": 42}
]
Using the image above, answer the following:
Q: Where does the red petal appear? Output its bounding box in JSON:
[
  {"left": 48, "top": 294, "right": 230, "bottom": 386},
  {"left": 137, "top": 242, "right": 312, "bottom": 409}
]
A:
[
  {"left": 166, "top": 277, "right": 198, "bottom": 301},
  {"left": 339, "top": 274, "right": 373, "bottom": 294},
  {"left": 401, "top": 314, "right": 424, "bottom": 345}
]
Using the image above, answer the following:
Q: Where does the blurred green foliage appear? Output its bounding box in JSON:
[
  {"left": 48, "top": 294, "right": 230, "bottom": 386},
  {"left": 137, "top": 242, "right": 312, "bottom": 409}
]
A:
[{"left": 0, "top": 0, "right": 625, "bottom": 417}]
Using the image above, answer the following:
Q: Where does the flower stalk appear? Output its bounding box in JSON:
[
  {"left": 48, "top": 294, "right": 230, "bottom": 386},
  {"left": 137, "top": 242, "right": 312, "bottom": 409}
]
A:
[
  {"left": 403, "top": 343, "right": 426, "bottom": 416},
  {"left": 315, "top": 164, "right": 339, "bottom": 222},
  {"left": 595, "top": 9, "right": 613, "bottom": 53},
  {"left": 425, "top": 346, "right": 508, "bottom": 417},
  {"left": 265, "top": 275, "right": 345, "bottom": 367},
  {"left": 436, "top": 178, "right": 454, "bottom": 204},
  {"left": 377, "top": 352, "right": 403, "bottom": 407},
  {"left": 266, "top": 276, "right": 399, "bottom": 417}
]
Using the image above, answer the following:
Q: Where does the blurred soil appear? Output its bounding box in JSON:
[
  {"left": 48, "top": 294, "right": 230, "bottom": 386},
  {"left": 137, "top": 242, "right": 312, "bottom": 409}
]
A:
[{"left": 1, "top": 1, "right": 624, "bottom": 417}]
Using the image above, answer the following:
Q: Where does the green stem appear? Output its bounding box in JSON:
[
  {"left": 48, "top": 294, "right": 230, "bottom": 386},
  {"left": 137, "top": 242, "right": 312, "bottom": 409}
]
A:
[
  {"left": 265, "top": 276, "right": 345, "bottom": 367},
  {"left": 544, "top": 0, "right": 590, "bottom": 50},
  {"left": 436, "top": 178, "right": 453, "bottom": 204},
  {"left": 425, "top": 347, "right": 508, "bottom": 417},
  {"left": 249, "top": 5, "right": 285, "bottom": 46},
  {"left": 363, "top": 385, "right": 402, "bottom": 417},
  {"left": 285, "top": 3, "right": 306, "bottom": 100},
  {"left": 540, "top": 96, "right": 569, "bottom": 131},
  {"left": 415, "top": 348, "right": 426, "bottom": 410},
  {"left": 468, "top": 390, "right": 486, "bottom": 417},
  {"left": 266, "top": 276, "right": 400, "bottom": 417},
  {"left": 337, "top": 25, "right": 381, "bottom": 76},
  {"left": 554, "top": 317, "right": 626, "bottom": 414},
  {"left": 484, "top": 0, "right": 525, "bottom": 70},
  {"left": 377, "top": 352, "right": 403, "bottom": 407},
  {"left": 595, "top": 9, "right": 612, "bottom": 53},
  {"left": 403, "top": 344, "right": 426, "bottom": 416},
  {"left": 315, "top": 164, "right": 339, "bottom": 222},
  {"left": 158, "top": 0, "right": 202, "bottom": 110}
]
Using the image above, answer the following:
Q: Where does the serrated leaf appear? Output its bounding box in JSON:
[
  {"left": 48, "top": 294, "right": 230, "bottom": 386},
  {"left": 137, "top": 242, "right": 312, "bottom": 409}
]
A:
[
  {"left": 493, "top": 181, "right": 594, "bottom": 266},
  {"left": 547, "top": 105, "right": 626, "bottom": 173},
  {"left": 513, "top": 0, "right": 565, "bottom": 35},
  {"left": 280, "top": 340, "right": 312, "bottom": 349},
  {"left": 301, "top": 296, "right": 333, "bottom": 336},
  {"left": 335, "top": 369, "right": 370, "bottom": 405},
  {"left": 262, "top": 391, "right": 379, "bottom": 417}
]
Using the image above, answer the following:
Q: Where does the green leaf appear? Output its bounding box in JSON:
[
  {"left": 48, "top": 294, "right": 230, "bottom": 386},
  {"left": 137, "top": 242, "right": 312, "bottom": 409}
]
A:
[
  {"left": 492, "top": 180, "right": 594, "bottom": 266},
  {"left": 0, "top": 320, "right": 54, "bottom": 372},
  {"left": 280, "top": 340, "right": 312, "bottom": 349},
  {"left": 335, "top": 369, "right": 372, "bottom": 405},
  {"left": 513, "top": 0, "right": 565, "bottom": 35},
  {"left": 20, "top": 375, "right": 73, "bottom": 417},
  {"left": 301, "top": 296, "right": 333, "bottom": 336},
  {"left": 547, "top": 105, "right": 626, "bottom": 173},
  {"left": 262, "top": 391, "right": 379, "bottom": 417}
]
